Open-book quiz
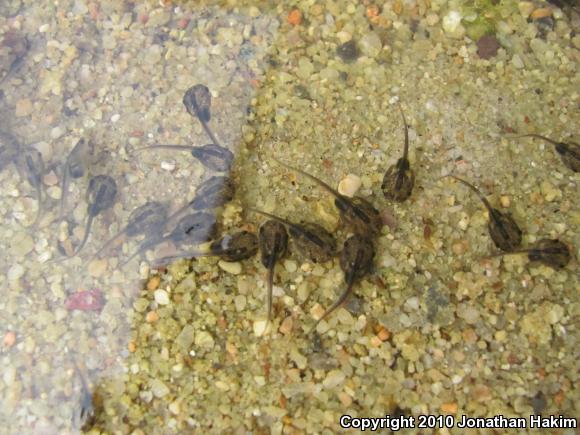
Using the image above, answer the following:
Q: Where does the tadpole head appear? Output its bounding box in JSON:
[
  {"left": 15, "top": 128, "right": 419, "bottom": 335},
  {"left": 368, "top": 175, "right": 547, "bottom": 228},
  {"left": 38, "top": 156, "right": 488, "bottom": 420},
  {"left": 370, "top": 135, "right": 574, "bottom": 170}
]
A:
[
  {"left": 16, "top": 147, "right": 44, "bottom": 187},
  {"left": 258, "top": 220, "right": 288, "bottom": 267},
  {"left": 190, "top": 144, "right": 234, "bottom": 172},
  {"left": 173, "top": 211, "right": 218, "bottom": 243},
  {"left": 125, "top": 201, "right": 168, "bottom": 237},
  {"left": 381, "top": 160, "right": 415, "bottom": 202},
  {"left": 87, "top": 175, "right": 117, "bottom": 216},
  {"left": 183, "top": 84, "right": 211, "bottom": 123}
]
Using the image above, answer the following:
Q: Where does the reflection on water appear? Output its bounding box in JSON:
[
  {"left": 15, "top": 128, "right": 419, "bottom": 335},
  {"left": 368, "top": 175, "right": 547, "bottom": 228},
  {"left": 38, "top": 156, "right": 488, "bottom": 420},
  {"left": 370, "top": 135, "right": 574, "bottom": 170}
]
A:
[{"left": 0, "top": 2, "right": 276, "bottom": 432}]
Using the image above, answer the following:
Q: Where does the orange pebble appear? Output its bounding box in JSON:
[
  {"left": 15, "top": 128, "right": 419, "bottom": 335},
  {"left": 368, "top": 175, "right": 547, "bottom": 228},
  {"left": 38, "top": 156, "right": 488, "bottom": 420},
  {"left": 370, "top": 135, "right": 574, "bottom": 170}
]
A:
[
  {"left": 377, "top": 327, "right": 391, "bottom": 341},
  {"left": 367, "top": 5, "right": 380, "bottom": 18},
  {"left": 287, "top": 8, "right": 302, "bottom": 26},
  {"left": 441, "top": 402, "right": 458, "bottom": 413},
  {"left": 3, "top": 331, "right": 16, "bottom": 347}
]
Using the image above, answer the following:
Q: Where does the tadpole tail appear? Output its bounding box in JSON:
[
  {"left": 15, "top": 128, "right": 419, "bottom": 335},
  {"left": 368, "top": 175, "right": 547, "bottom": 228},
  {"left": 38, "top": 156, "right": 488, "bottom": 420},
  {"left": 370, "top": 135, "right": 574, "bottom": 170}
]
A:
[
  {"left": 512, "top": 134, "right": 559, "bottom": 147},
  {"left": 397, "top": 103, "right": 410, "bottom": 161},
  {"left": 307, "top": 279, "right": 355, "bottom": 335},
  {"left": 71, "top": 214, "right": 94, "bottom": 257},
  {"left": 132, "top": 145, "right": 194, "bottom": 154},
  {"left": 266, "top": 255, "right": 276, "bottom": 322},
  {"left": 272, "top": 157, "right": 342, "bottom": 201},
  {"left": 90, "top": 229, "right": 125, "bottom": 261},
  {"left": 249, "top": 208, "right": 294, "bottom": 229},
  {"left": 59, "top": 164, "right": 70, "bottom": 221},
  {"left": 152, "top": 249, "right": 209, "bottom": 267},
  {"left": 200, "top": 120, "right": 221, "bottom": 148},
  {"left": 446, "top": 175, "right": 494, "bottom": 214},
  {"left": 120, "top": 236, "right": 165, "bottom": 268}
]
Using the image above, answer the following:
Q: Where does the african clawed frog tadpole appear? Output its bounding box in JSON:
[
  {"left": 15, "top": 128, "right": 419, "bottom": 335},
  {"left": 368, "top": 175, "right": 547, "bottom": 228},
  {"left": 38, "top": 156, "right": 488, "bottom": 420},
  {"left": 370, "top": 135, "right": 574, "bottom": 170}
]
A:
[
  {"left": 447, "top": 175, "right": 522, "bottom": 252},
  {"left": 273, "top": 158, "right": 383, "bottom": 236}
]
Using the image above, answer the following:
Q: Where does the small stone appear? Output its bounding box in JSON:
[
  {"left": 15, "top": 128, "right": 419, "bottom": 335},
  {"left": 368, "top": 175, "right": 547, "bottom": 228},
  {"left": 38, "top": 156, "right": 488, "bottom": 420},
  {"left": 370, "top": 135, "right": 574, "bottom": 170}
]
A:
[
  {"left": 15, "top": 99, "right": 33, "bottom": 117},
  {"left": 11, "top": 233, "right": 34, "bottom": 257},
  {"left": 336, "top": 40, "right": 359, "bottom": 63},
  {"left": 176, "top": 325, "right": 195, "bottom": 350},
  {"left": 145, "top": 311, "right": 159, "bottom": 323},
  {"left": 218, "top": 260, "right": 242, "bottom": 275},
  {"left": 530, "top": 8, "right": 552, "bottom": 20},
  {"left": 146, "top": 275, "right": 161, "bottom": 291},
  {"left": 283, "top": 259, "right": 297, "bottom": 273},
  {"left": 43, "top": 171, "right": 58, "bottom": 186},
  {"left": 50, "top": 126, "right": 65, "bottom": 140},
  {"left": 441, "top": 402, "right": 458, "bottom": 413},
  {"left": 377, "top": 327, "right": 390, "bottom": 341},
  {"left": 8, "top": 264, "right": 25, "bottom": 281},
  {"left": 3, "top": 331, "right": 16, "bottom": 347},
  {"left": 194, "top": 331, "right": 215, "bottom": 348},
  {"left": 234, "top": 295, "right": 246, "bottom": 311},
  {"left": 154, "top": 289, "right": 170, "bottom": 305},
  {"left": 500, "top": 195, "right": 511, "bottom": 208},
  {"left": 87, "top": 258, "right": 107, "bottom": 278},
  {"left": 150, "top": 379, "right": 170, "bottom": 398},
  {"left": 443, "top": 11, "right": 462, "bottom": 34},
  {"left": 359, "top": 32, "right": 382, "bottom": 57},
  {"left": 253, "top": 319, "right": 269, "bottom": 337},
  {"left": 161, "top": 161, "right": 175, "bottom": 171},
  {"left": 110, "top": 114, "right": 120, "bottom": 123},
  {"left": 337, "top": 174, "right": 362, "bottom": 197},
  {"left": 540, "top": 181, "right": 561, "bottom": 202},
  {"left": 133, "top": 298, "right": 149, "bottom": 313},
  {"left": 322, "top": 369, "right": 345, "bottom": 388},
  {"left": 518, "top": 2, "right": 534, "bottom": 18},
  {"left": 477, "top": 35, "right": 500, "bottom": 59},
  {"left": 279, "top": 316, "right": 293, "bottom": 335}
]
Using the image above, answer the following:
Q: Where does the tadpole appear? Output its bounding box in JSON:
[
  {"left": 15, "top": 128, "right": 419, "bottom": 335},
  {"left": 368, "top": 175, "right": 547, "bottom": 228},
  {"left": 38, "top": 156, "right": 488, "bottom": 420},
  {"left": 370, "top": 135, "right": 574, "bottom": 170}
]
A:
[
  {"left": 122, "top": 211, "right": 218, "bottom": 266},
  {"left": 91, "top": 201, "right": 167, "bottom": 259},
  {"left": 133, "top": 143, "right": 234, "bottom": 172},
  {"left": 273, "top": 158, "right": 382, "bottom": 236},
  {"left": 60, "top": 138, "right": 92, "bottom": 220},
  {"left": 258, "top": 220, "right": 289, "bottom": 321},
  {"left": 382, "top": 104, "right": 415, "bottom": 202},
  {"left": 514, "top": 134, "right": 579, "bottom": 173},
  {"left": 15, "top": 147, "right": 44, "bottom": 226},
  {"left": 183, "top": 84, "right": 221, "bottom": 147},
  {"left": 309, "top": 235, "right": 375, "bottom": 333},
  {"left": 250, "top": 209, "right": 337, "bottom": 263},
  {"left": 447, "top": 175, "right": 522, "bottom": 252},
  {"left": 70, "top": 175, "right": 117, "bottom": 257},
  {"left": 491, "top": 238, "right": 571, "bottom": 269}
]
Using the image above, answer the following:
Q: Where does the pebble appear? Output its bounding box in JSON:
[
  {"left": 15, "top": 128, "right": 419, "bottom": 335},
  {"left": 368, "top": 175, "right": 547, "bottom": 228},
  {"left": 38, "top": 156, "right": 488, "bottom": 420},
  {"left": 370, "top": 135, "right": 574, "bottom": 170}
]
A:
[
  {"left": 477, "top": 35, "right": 500, "bottom": 59},
  {"left": 518, "top": 2, "right": 534, "bottom": 18},
  {"left": 443, "top": 11, "right": 462, "bottom": 34},
  {"left": 11, "top": 233, "right": 34, "bottom": 257},
  {"left": 154, "top": 289, "right": 170, "bottom": 305},
  {"left": 146, "top": 275, "right": 161, "bottom": 291},
  {"left": 150, "top": 379, "right": 170, "bottom": 398},
  {"left": 540, "top": 181, "right": 561, "bottom": 202},
  {"left": 7, "top": 264, "right": 25, "bottom": 281},
  {"left": 87, "top": 258, "right": 107, "bottom": 278},
  {"left": 194, "top": 331, "right": 214, "bottom": 348},
  {"left": 283, "top": 259, "right": 297, "bottom": 273},
  {"left": 279, "top": 316, "right": 293, "bottom": 335},
  {"left": 50, "top": 126, "right": 65, "bottom": 140},
  {"left": 218, "top": 260, "right": 242, "bottom": 275},
  {"left": 146, "top": 311, "right": 159, "bottom": 323},
  {"left": 337, "top": 174, "right": 362, "bottom": 197},
  {"left": 359, "top": 32, "right": 382, "bottom": 58},
  {"left": 253, "top": 319, "right": 269, "bottom": 337},
  {"left": 336, "top": 40, "right": 359, "bottom": 63},
  {"left": 3, "top": 331, "right": 16, "bottom": 347},
  {"left": 161, "top": 161, "right": 175, "bottom": 171},
  {"left": 322, "top": 369, "right": 346, "bottom": 388},
  {"left": 15, "top": 99, "right": 33, "bottom": 117},
  {"left": 234, "top": 295, "right": 246, "bottom": 311}
]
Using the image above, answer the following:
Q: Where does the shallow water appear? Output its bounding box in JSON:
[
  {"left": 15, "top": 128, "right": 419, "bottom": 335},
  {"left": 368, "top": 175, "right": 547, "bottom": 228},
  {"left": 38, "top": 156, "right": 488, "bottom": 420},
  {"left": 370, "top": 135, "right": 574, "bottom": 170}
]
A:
[{"left": 0, "top": 1, "right": 578, "bottom": 434}]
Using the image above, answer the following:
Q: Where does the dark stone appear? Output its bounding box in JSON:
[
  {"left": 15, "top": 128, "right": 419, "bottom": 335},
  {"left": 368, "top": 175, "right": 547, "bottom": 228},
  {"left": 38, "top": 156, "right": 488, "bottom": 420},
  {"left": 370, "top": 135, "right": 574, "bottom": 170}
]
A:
[{"left": 476, "top": 34, "right": 500, "bottom": 59}]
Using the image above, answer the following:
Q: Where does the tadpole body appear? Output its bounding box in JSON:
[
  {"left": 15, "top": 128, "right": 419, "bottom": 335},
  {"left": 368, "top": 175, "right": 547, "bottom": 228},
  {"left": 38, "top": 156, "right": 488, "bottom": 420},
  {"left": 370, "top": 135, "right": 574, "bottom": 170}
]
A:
[
  {"left": 309, "top": 235, "right": 375, "bottom": 333},
  {"left": 258, "top": 220, "right": 289, "bottom": 321},
  {"left": 91, "top": 201, "right": 167, "bottom": 259},
  {"left": 155, "top": 230, "right": 259, "bottom": 265},
  {"left": 183, "top": 84, "right": 221, "bottom": 147},
  {"left": 122, "top": 212, "right": 218, "bottom": 266},
  {"left": 514, "top": 134, "right": 579, "bottom": 173},
  {"left": 60, "top": 138, "right": 92, "bottom": 220},
  {"left": 382, "top": 104, "right": 415, "bottom": 202},
  {"left": 250, "top": 209, "right": 336, "bottom": 263},
  {"left": 493, "top": 238, "right": 571, "bottom": 269},
  {"left": 133, "top": 143, "right": 234, "bottom": 172},
  {"left": 15, "top": 147, "right": 44, "bottom": 226},
  {"left": 448, "top": 175, "right": 522, "bottom": 252},
  {"left": 71, "top": 175, "right": 117, "bottom": 257},
  {"left": 273, "top": 158, "right": 382, "bottom": 236}
]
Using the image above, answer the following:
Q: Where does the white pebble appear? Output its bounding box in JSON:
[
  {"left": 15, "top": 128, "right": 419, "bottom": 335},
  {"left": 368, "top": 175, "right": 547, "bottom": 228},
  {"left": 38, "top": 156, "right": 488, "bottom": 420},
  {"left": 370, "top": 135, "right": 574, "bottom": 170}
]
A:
[
  {"left": 161, "top": 160, "right": 176, "bottom": 171},
  {"left": 110, "top": 114, "right": 120, "bottom": 123},
  {"left": 50, "top": 126, "right": 65, "bottom": 140},
  {"left": 442, "top": 11, "right": 462, "bottom": 34},
  {"left": 8, "top": 264, "right": 25, "bottom": 281},
  {"left": 253, "top": 319, "right": 269, "bottom": 337},
  {"left": 154, "top": 289, "right": 170, "bottom": 305},
  {"left": 338, "top": 174, "right": 362, "bottom": 197}
]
